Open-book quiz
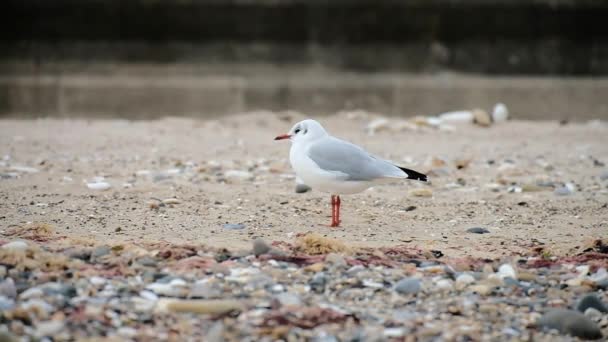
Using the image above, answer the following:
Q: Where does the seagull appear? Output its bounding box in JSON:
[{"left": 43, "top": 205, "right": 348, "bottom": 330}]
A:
[{"left": 275, "top": 119, "right": 428, "bottom": 227}]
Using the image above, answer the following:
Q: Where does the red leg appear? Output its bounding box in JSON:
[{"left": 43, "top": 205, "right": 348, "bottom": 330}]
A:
[
  {"left": 335, "top": 195, "right": 341, "bottom": 225},
  {"left": 330, "top": 195, "right": 336, "bottom": 226}
]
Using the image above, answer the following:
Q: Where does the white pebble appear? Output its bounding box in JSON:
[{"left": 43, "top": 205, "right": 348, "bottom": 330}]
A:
[
  {"left": 35, "top": 320, "right": 65, "bottom": 337},
  {"left": 492, "top": 103, "right": 509, "bottom": 122},
  {"left": 86, "top": 182, "right": 111, "bottom": 191},
  {"left": 498, "top": 264, "right": 518, "bottom": 280},
  {"left": 455, "top": 274, "right": 476, "bottom": 286},
  {"left": 2, "top": 240, "right": 28, "bottom": 251}
]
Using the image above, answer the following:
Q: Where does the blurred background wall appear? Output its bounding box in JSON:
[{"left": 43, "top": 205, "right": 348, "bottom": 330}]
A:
[{"left": 1, "top": 0, "right": 607, "bottom": 120}]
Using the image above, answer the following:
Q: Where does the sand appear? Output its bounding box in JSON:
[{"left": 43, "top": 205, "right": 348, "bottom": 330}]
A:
[{"left": 0, "top": 112, "right": 607, "bottom": 258}]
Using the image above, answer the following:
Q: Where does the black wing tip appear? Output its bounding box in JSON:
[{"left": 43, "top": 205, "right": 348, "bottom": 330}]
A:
[{"left": 398, "top": 167, "right": 428, "bottom": 182}]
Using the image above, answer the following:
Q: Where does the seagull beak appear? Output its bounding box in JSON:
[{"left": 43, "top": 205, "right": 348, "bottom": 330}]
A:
[{"left": 274, "top": 134, "right": 291, "bottom": 141}]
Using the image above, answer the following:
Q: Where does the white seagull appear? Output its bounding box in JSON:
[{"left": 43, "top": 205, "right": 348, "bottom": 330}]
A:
[{"left": 275, "top": 119, "right": 427, "bottom": 227}]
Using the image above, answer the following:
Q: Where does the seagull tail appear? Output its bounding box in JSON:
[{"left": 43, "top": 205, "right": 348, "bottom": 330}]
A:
[{"left": 398, "top": 167, "right": 428, "bottom": 182}]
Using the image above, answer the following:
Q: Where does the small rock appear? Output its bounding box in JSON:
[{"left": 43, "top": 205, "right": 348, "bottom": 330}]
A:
[
  {"left": 455, "top": 273, "right": 476, "bottom": 289},
  {"left": 19, "top": 287, "right": 44, "bottom": 300},
  {"left": 409, "top": 188, "right": 432, "bottom": 197},
  {"left": 190, "top": 280, "right": 222, "bottom": 299},
  {"left": 472, "top": 109, "right": 492, "bottom": 127},
  {"left": 252, "top": 238, "right": 271, "bottom": 256},
  {"left": 0, "top": 278, "right": 17, "bottom": 299},
  {"left": 1, "top": 240, "right": 28, "bottom": 251},
  {"left": 394, "top": 278, "right": 421, "bottom": 295},
  {"left": 325, "top": 253, "right": 347, "bottom": 267},
  {"left": 224, "top": 170, "right": 254, "bottom": 182},
  {"left": 492, "top": 103, "right": 509, "bottom": 122},
  {"left": 35, "top": 320, "right": 65, "bottom": 337},
  {"left": 156, "top": 299, "right": 242, "bottom": 315},
  {"left": 146, "top": 278, "right": 189, "bottom": 297},
  {"left": 275, "top": 292, "right": 302, "bottom": 306},
  {"left": 117, "top": 327, "right": 138, "bottom": 339},
  {"left": 584, "top": 308, "right": 603, "bottom": 319},
  {"left": 86, "top": 182, "right": 111, "bottom": 191},
  {"left": 309, "top": 272, "right": 327, "bottom": 293},
  {"left": 554, "top": 186, "right": 573, "bottom": 196},
  {"left": 600, "top": 170, "right": 608, "bottom": 181},
  {"left": 467, "top": 227, "right": 490, "bottom": 234},
  {"left": 162, "top": 198, "right": 181, "bottom": 205},
  {"left": 91, "top": 246, "right": 111, "bottom": 260},
  {"left": 537, "top": 309, "right": 602, "bottom": 340},
  {"left": 295, "top": 183, "right": 312, "bottom": 193},
  {"left": 435, "top": 279, "right": 453, "bottom": 291},
  {"left": 576, "top": 293, "right": 608, "bottom": 313},
  {"left": 137, "top": 256, "right": 158, "bottom": 267},
  {"left": 469, "top": 284, "right": 493, "bottom": 296},
  {"left": 0, "top": 296, "right": 15, "bottom": 311},
  {"left": 223, "top": 223, "right": 245, "bottom": 230},
  {"left": 498, "top": 264, "right": 518, "bottom": 280}
]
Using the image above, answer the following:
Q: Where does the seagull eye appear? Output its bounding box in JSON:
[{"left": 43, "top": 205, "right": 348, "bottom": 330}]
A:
[{"left": 294, "top": 128, "right": 301, "bottom": 134}]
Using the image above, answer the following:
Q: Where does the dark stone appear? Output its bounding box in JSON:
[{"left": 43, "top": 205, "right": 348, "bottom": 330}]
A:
[
  {"left": 467, "top": 227, "right": 490, "bottom": 234},
  {"left": 67, "top": 248, "right": 92, "bottom": 261},
  {"left": 309, "top": 272, "right": 327, "bottom": 294},
  {"left": 576, "top": 293, "right": 608, "bottom": 313},
  {"left": 137, "top": 256, "right": 158, "bottom": 267},
  {"left": 537, "top": 309, "right": 603, "bottom": 340},
  {"left": 404, "top": 205, "right": 417, "bottom": 211},
  {"left": 252, "top": 238, "right": 271, "bottom": 256},
  {"left": 295, "top": 184, "right": 312, "bottom": 193}
]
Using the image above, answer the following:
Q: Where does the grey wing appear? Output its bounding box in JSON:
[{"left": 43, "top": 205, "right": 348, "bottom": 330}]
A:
[{"left": 307, "top": 137, "right": 405, "bottom": 181}]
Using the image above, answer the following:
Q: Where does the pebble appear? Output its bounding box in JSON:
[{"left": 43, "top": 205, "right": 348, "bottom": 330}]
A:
[
  {"left": 295, "top": 183, "right": 312, "bottom": 193},
  {"left": 599, "top": 170, "right": 608, "bottom": 181},
  {"left": 91, "top": 246, "right": 111, "bottom": 260},
  {"left": 394, "top": 277, "right": 422, "bottom": 295},
  {"left": 275, "top": 292, "right": 302, "bottom": 306},
  {"left": 466, "top": 227, "right": 490, "bottom": 234},
  {"left": 86, "top": 182, "right": 111, "bottom": 191},
  {"left": 537, "top": 309, "right": 602, "bottom": 340},
  {"left": 325, "top": 253, "right": 347, "bottom": 267},
  {"left": 252, "top": 238, "right": 271, "bottom": 256},
  {"left": 223, "top": 223, "right": 246, "bottom": 230},
  {"left": 435, "top": 279, "right": 453, "bottom": 291},
  {"left": 576, "top": 293, "right": 608, "bottom": 313},
  {"left": 0, "top": 278, "right": 17, "bottom": 299},
  {"left": 35, "top": 320, "right": 65, "bottom": 337},
  {"left": 190, "top": 280, "right": 222, "bottom": 299},
  {"left": 498, "top": 264, "right": 518, "bottom": 280},
  {"left": 146, "top": 279, "right": 188, "bottom": 297},
  {"left": 409, "top": 188, "right": 433, "bottom": 197},
  {"left": 19, "top": 287, "right": 44, "bottom": 300},
  {"left": 309, "top": 272, "right": 327, "bottom": 293},
  {"left": 1, "top": 240, "right": 28, "bottom": 251},
  {"left": 455, "top": 274, "right": 476, "bottom": 289},
  {"left": 156, "top": 299, "right": 242, "bottom": 315},
  {"left": 0, "top": 296, "right": 15, "bottom": 311}
]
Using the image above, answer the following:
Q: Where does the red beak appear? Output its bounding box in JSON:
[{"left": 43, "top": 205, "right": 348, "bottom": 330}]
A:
[{"left": 274, "top": 134, "right": 291, "bottom": 141}]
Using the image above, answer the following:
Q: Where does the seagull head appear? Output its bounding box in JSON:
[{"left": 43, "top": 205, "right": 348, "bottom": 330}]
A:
[{"left": 275, "top": 119, "right": 328, "bottom": 143}]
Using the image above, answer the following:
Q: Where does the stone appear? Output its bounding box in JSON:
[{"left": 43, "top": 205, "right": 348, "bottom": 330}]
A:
[
  {"left": 466, "top": 227, "right": 490, "bottom": 234},
  {"left": 275, "top": 292, "right": 302, "bottom": 306},
  {"left": 576, "top": 293, "right": 608, "bottom": 313},
  {"left": 91, "top": 246, "right": 111, "bottom": 260},
  {"left": 599, "top": 170, "right": 608, "bottom": 181},
  {"left": 190, "top": 280, "right": 222, "bottom": 299},
  {"left": 1, "top": 240, "right": 28, "bottom": 251},
  {"left": 252, "top": 238, "right": 271, "bottom": 256},
  {"left": 146, "top": 278, "right": 189, "bottom": 297},
  {"left": 455, "top": 274, "right": 476, "bottom": 289},
  {"left": 0, "top": 278, "right": 17, "bottom": 299},
  {"left": 498, "top": 264, "right": 518, "bottom": 280},
  {"left": 19, "top": 287, "right": 44, "bottom": 300},
  {"left": 156, "top": 299, "right": 242, "bottom": 315},
  {"left": 435, "top": 279, "right": 453, "bottom": 291},
  {"left": 295, "top": 183, "right": 312, "bottom": 193},
  {"left": 35, "top": 320, "right": 65, "bottom": 337},
  {"left": 309, "top": 272, "right": 327, "bottom": 293},
  {"left": 0, "top": 296, "right": 15, "bottom": 311},
  {"left": 472, "top": 109, "right": 492, "bottom": 127},
  {"left": 394, "top": 277, "right": 421, "bottom": 295},
  {"left": 223, "top": 223, "right": 245, "bottom": 230},
  {"left": 409, "top": 188, "right": 433, "bottom": 197},
  {"left": 325, "top": 253, "right": 347, "bottom": 267},
  {"left": 537, "top": 309, "right": 602, "bottom": 340},
  {"left": 554, "top": 186, "right": 573, "bottom": 196}
]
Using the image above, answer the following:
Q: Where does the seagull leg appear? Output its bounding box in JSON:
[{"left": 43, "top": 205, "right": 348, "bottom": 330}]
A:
[
  {"left": 330, "top": 194, "right": 340, "bottom": 227},
  {"left": 335, "top": 195, "right": 341, "bottom": 226}
]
